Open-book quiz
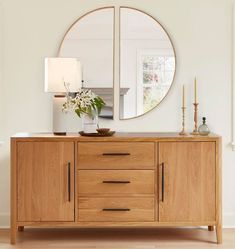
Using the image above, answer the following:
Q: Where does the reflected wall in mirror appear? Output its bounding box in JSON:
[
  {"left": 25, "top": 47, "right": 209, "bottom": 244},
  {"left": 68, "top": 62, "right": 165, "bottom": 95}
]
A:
[
  {"left": 58, "top": 7, "right": 114, "bottom": 119},
  {"left": 120, "top": 7, "right": 176, "bottom": 119}
]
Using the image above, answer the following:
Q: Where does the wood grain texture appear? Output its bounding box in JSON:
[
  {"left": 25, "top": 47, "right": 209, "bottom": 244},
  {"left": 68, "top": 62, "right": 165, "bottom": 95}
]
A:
[
  {"left": 159, "top": 142, "right": 216, "bottom": 223},
  {"left": 17, "top": 142, "right": 75, "bottom": 222},
  {"left": 77, "top": 142, "right": 155, "bottom": 169},
  {"left": 10, "top": 133, "right": 222, "bottom": 244},
  {"left": 154, "top": 142, "right": 158, "bottom": 222},
  {"left": 78, "top": 197, "right": 154, "bottom": 222},
  {"left": 12, "top": 132, "right": 220, "bottom": 141},
  {"left": 78, "top": 170, "right": 155, "bottom": 195}
]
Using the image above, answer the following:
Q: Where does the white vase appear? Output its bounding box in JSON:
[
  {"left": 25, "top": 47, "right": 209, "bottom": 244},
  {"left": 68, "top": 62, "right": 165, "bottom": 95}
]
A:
[{"left": 82, "top": 113, "right": 98, "bottom": 133}]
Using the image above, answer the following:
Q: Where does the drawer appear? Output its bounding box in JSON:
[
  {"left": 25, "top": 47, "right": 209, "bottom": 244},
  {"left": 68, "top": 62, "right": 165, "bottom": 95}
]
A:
[
  {"left": 78, "top": 170, "right": 155, "bottom": 195},
  {"left": 77, "top": 142, "right": 155, "bottom": 169},
  {"left": 78, "top": 197, "right": 155, "bottom": 222}
]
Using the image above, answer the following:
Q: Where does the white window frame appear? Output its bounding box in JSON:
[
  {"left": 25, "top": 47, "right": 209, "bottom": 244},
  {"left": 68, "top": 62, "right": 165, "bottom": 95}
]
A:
[{"left": 136, "top": 49, "right": 174, "bottom": 115}]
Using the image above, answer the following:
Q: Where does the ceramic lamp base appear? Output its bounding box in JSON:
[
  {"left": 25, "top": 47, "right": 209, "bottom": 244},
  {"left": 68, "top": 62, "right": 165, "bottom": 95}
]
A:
[{"left": 53, "top": 95, "right": 67, "bottom": 135}]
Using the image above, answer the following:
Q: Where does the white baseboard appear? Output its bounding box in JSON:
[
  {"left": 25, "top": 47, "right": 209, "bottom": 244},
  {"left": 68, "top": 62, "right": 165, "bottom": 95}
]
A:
[{"left": 1, "top": 212, "right": 235, "bottom": 228}]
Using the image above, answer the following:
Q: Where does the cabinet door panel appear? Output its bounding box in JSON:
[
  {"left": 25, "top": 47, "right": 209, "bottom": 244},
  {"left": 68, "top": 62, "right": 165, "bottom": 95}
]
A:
[
  {"left": 17, "top": 142, "right": 74, "bottom": 222},
  {"left": 159, "top": 142, "right": 215, "bottom": 222}
]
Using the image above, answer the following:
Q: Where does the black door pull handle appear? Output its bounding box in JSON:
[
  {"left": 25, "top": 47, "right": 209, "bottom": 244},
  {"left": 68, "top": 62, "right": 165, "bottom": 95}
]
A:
[
  {"left": 67, "top": 162, "right": 71, "bottom": 202},
  {"left": 102, "top": 208, "right": 130, "bottom": 211},
  {"left": 102, "top": 180, "right": 130, "bottom": 184},
  {"left": 102, "top": 153, "right": 130, "bottom": 156}
]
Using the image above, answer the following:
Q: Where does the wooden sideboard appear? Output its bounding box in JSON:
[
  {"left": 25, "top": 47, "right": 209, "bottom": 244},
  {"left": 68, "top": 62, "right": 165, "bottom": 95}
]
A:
[{"left": 10, "top": 132, "right": 222, "bottom": 244}]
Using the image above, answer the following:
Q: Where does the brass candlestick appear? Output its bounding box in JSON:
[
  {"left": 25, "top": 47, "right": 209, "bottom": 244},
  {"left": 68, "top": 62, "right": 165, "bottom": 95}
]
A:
[
  {"left": 191, "top": 103, "right": 199, "bottom": 135},
  {"left": 179, "top": 106, "right": 187, "bottom": 135}
]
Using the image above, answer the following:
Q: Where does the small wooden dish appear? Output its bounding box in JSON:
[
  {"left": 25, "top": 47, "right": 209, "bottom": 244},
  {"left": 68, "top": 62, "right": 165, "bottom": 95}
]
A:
[
  {"left": 96, "top": 128, "right": 110, "bottom": 135},
  {"left": 79, "top": 131, "right": 115, "bottom": 137}
]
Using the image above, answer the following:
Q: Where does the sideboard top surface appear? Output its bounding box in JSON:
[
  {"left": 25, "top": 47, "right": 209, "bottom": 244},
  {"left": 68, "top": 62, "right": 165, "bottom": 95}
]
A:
[{"left": 11, "top": 132, "right": 221, "bottom": 142}]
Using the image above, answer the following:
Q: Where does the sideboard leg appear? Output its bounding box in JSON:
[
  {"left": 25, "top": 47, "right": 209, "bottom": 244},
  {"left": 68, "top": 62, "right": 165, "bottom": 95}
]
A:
[
  {"left": 216, "top": 224, "right": 222, "bottom": 244},
  {"left": 18, "top": 226, "right": 24, "bottom": 232},
  {"left": 208, "top": 226, "right": 214, "bottom": 231},
  {"left": 10, "top": 225, "right": 17, "bottom": 244}
]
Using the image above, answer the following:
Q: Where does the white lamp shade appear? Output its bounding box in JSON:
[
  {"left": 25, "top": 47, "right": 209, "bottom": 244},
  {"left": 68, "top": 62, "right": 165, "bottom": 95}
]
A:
[{"left": 45, "top": 57, "right": 82, "bottom": 93}]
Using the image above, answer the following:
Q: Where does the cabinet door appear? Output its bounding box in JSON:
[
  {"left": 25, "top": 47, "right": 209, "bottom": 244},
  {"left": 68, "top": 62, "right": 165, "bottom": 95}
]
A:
[
  {"left": 159, "top": 142, "right": 215, "bottom": 222},
  {"left": 17, "top": 142, "right": 74, "bottom": 222}
]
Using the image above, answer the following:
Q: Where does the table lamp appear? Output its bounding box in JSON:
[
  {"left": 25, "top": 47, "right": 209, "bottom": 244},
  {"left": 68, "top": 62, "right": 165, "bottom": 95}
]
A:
[{"left": 45, "top": 58, "right": 82, "bottom": 135}]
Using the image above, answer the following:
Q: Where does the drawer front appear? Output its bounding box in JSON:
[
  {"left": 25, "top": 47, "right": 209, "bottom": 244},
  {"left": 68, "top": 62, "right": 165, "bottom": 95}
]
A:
[
  {"left": 78, "top": 197, "right": 155, "bottom": 221},
  {"left": 78, "top": 170, "right": 155, "bottom": 195},
  {"left": 77, "top": 142, "right": 155, "bottom": 169}
]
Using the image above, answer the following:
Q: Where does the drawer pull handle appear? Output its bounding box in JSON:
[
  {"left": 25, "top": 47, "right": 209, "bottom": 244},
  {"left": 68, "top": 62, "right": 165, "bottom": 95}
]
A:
[
  {"left": 67, "top": 162, "right": 71, "bottom": 202},
  {"left": 161, "top": 162, "right": 165, "bottom": 202},
  {"left": 102, "top": 208, "right": 130, "bottom": 211},
  {"left": 102, "top": 153, "right": 130, "bottom": 156},
  {"left": 102, "top": 180, "right": 130, "bottom": 184}
]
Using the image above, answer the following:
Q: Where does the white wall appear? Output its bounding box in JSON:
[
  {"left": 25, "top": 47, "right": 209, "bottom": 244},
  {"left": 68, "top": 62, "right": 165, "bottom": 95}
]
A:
[{"left": 0, "top": 0, "right": 234, "bottom": 227}]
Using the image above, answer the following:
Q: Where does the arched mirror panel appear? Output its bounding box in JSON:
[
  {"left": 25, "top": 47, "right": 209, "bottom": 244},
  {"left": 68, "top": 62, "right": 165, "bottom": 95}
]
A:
[
  {"left": 120, "top": 7, "right": 176, "bottom": 119},
  {"left": 58, "top": 7, "right": 114, "bottom": 119}
]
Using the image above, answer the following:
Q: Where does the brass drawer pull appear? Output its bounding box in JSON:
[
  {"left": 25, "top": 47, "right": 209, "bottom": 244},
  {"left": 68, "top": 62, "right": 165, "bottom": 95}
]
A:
[
  {"left": 102, "top": 152, "right": 130, "bottom": 156},
  {"left": 102, "top": 180, "right": 130, "bottom": 184},
  {"left": 102, "top": 208, "right": 130, "bottom": 211}
]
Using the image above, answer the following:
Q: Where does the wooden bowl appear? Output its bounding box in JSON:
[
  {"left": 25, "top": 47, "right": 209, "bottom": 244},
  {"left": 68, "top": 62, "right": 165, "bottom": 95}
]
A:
[{"left": 96, "top": 128, "right": 110, "bottom": 135}]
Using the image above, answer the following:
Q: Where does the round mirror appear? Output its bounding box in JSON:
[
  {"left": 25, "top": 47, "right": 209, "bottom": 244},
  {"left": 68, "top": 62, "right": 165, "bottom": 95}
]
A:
[
  {"left": 58, "top": 6, "right": 176, "bottom": 120},
  {"left": 120, "top": 7, "right": 176, "bottom": 119}
]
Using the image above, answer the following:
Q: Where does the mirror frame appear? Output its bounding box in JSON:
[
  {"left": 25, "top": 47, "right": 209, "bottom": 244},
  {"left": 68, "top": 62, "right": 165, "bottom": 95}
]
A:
[
  {"left": 119, "top": 6, "right": 176, "bottom": 120},
  {"left": 57, "top": 6, "right": 115, "bottom": 120}
]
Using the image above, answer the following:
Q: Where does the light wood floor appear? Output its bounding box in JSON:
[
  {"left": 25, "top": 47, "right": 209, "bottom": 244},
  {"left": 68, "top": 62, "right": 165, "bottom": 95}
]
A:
[{"left": 0, "top": 228, "right": 234, "bottom": 248}]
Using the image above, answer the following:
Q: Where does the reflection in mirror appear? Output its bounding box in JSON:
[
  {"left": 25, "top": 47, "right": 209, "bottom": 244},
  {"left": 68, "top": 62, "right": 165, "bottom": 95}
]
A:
[
  {"left": 59, "top": 7, "right": 114, "bottom": 119},
  {"left": 120, "top": 7, "right": 176, "bottom": 119}
]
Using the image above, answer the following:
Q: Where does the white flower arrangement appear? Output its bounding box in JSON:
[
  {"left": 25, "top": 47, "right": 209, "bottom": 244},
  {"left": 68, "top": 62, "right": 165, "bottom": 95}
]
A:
[{"left": 63, "top": 88, "right": 105, "bottom": 118}]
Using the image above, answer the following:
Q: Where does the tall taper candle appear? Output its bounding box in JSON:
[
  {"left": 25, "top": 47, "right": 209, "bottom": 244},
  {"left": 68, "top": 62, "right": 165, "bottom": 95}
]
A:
[
  {"left": 183, "top": 85, "right": 185, "bottom": 107},
  {"left": 179, "top": 85, "right": 187, "bottom": 136},
  {"left": 194, "top": 77, "right": 197, "bottom": 103}
]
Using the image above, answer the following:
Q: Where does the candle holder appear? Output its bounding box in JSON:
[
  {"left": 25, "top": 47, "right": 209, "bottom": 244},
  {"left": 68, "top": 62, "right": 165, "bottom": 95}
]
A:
[
  {"left": 179, "top": 106, "right": 187, "bottom": 136},
  {"left": 191, "top": 102, "right": 199, "bottom": 135}
]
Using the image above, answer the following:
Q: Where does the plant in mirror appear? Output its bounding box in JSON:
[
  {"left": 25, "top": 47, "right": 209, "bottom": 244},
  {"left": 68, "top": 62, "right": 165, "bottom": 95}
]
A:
[{"left": 120, "top": 7, "right": 176, "bottom": 119}]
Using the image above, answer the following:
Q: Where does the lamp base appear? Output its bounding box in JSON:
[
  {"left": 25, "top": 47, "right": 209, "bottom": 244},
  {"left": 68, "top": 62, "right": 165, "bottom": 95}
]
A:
[
  {"left": 53, "top": 95, "right": 67, "bottom": 136},
  {"left": 53, "top": 132, "right": 67, "bottom": 136}
]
